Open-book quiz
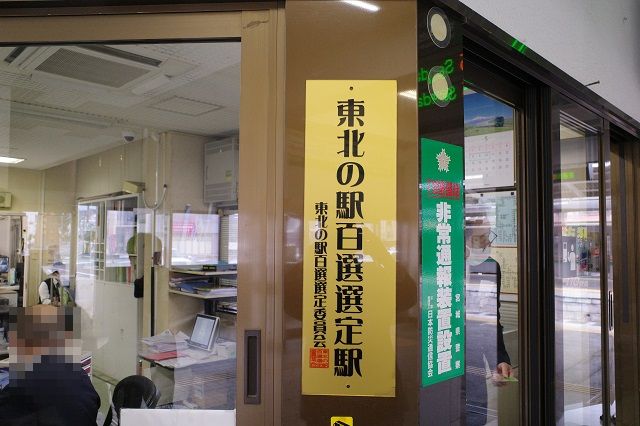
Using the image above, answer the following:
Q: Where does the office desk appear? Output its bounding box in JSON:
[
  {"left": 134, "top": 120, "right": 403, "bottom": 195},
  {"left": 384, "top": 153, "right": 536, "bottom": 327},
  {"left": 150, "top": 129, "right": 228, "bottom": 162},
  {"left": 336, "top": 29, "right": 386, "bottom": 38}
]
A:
[
  {"left": 0, "top": 285, "right": 19, "bottom": 291},
  {"left": 0, "top": 285, "right": 19, "bottom": 307},
  {"left": 139, "top": 345, "right": 236, "bottom": 409}
]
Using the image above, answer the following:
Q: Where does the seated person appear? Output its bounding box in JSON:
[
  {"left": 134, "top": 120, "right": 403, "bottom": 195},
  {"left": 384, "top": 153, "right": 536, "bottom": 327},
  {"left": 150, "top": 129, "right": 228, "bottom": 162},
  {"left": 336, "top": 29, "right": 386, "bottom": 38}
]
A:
[
  {"left": 0, "top": 305, "right": 100, "bottom": 425},
  {"left": 38, "top": 271, "right": 74, "bottom": 307}
]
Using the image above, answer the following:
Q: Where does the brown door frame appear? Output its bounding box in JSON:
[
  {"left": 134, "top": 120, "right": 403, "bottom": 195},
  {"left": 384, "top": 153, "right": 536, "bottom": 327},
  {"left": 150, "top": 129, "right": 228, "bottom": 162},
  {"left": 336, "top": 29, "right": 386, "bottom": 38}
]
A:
[{"left": 610, "top": 132, "right": 640, "bottom": 426}]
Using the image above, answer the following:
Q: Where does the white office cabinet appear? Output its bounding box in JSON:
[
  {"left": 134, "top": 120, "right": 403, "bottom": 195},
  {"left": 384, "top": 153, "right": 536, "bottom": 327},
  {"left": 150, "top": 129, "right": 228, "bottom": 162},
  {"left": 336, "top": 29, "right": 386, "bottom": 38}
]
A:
[{"left": 204, "top": 137, "right": 239, "bottom": 206}]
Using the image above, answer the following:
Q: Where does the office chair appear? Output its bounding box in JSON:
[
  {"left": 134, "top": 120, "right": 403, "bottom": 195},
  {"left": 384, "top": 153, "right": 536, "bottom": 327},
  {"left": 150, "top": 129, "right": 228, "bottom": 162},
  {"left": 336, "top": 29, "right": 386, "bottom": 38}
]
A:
[{"left": 103, "top": 375, "right": 161, "bottom": 426}]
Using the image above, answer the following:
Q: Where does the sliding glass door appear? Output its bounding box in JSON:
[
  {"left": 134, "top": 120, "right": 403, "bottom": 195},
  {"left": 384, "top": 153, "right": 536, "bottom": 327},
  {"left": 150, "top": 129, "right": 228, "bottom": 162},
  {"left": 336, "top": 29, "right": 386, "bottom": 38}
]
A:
[{"left": 551, "top": 94, "right": 615, "bottom": 425}]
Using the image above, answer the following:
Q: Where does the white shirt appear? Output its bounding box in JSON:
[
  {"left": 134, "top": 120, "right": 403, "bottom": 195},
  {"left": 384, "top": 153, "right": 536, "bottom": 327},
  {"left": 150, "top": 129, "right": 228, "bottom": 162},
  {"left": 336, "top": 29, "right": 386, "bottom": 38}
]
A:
[{"left": 38, "top": 278, "right": 59, "bottom": 304}]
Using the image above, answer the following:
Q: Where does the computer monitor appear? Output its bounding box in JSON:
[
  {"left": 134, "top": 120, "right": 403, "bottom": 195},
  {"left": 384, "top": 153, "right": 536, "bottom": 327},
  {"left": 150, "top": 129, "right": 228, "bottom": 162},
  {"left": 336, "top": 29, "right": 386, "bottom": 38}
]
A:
[{"left": 188, "top": 314, "right": 220, "bottom": 351}]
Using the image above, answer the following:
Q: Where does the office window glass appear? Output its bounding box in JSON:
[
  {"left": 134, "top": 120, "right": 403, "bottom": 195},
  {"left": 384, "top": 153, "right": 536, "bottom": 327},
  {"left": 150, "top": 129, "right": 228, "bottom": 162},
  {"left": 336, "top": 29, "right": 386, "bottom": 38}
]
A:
[
  {"left": 0, "top": 40, "right": 240, "bottom": 423},
  {"left": 171, "top": 213, "right": 220, "bottom": 266},
  {"left": 463, "top": 88, "right": 520, "bottom": 425}
]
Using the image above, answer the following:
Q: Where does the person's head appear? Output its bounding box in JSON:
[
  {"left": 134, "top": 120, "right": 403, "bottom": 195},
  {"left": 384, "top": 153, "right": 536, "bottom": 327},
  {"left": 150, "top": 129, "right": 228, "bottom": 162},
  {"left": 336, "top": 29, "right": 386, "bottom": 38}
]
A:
[
  {"left": 50, "top": 270, "right": 60, "bottom": 282},
  {"left": 8, "top": 305, "right": 80, "bottom": 358},
  {"left": 465, "top": 201, "right": 496, "bottom": 265},
  {"left": 465, "top": 218, "right": 495, "bottom": 253}
]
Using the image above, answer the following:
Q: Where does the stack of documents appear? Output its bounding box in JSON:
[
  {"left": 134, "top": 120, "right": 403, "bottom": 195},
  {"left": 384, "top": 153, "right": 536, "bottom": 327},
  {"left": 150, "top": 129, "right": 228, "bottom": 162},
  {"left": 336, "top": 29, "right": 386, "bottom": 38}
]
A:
[
  {"left": 169, "top": 278, "right": 209, "bottom": 294},
  {"left": 141, "top": 330, "right": 189, "bottom": 353},
  {"left": 194, "top": 287, "right": 237, "bottom": 297}
]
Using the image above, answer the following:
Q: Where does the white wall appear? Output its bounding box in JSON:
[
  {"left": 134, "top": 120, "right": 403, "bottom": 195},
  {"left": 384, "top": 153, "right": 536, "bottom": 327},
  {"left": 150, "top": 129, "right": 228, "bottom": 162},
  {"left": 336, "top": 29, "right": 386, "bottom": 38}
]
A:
[
  {"left": 0, "top": 218, "right": 10, "bottom": 258},
  {"left": 460, "top": 0, "right": 640, "bottom": 122},
  {"left": 44, "top": 162, "right": 77, "bottom": 213},
  {"left": 76, "top": 140, "right": 143, "bottom": 199},
  {"left": 0, "top": 166, "right": 43, "bottom": 212},
  {"left": 166, "top": 131, "right": 210, "bottom": 213},
  {"left": 78, "top": 280, "right": 138, "bottom": 381}
]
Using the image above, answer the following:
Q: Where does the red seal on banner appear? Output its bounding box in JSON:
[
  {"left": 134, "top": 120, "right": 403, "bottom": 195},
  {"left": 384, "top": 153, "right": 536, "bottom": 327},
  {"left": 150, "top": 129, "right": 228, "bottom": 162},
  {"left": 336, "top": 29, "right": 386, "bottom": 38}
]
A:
[{"left": 309, "top": 348, "right": 330, "bottom": 368}]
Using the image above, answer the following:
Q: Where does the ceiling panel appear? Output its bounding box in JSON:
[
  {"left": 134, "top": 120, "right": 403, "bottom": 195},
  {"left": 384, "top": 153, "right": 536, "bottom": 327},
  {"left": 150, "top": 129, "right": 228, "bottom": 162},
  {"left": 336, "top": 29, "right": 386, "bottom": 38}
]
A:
[{"left": 0, "top": 41, "right": 240, "bottom": 170}]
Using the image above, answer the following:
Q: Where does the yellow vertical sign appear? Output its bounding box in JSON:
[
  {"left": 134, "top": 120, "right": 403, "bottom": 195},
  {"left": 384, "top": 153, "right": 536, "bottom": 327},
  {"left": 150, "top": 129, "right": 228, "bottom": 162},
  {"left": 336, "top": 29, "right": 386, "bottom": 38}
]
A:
[{"left": 302, "top": 80, "right": 397, "bottom": 396}]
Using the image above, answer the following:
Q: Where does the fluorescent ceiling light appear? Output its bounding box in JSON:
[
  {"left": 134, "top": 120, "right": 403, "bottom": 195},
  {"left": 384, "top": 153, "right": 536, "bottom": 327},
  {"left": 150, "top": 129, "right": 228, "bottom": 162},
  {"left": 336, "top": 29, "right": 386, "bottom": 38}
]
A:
[
  {"left": 0, "top": 156, "right": 24, "bottom": 164},
  {"left": 342, "top": 0, "right": 380, "bottom": 12},
  {"left": 399, "top": 90, "right": 417, "bottom": 100}
]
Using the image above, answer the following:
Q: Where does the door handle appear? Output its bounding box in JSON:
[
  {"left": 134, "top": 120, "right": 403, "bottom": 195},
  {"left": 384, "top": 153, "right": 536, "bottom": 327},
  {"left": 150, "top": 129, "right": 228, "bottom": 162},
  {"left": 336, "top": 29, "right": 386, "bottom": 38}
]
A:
[
  {"left": 244, "top": 329, "right": 261, "bottom": 404},
  {"left": 608, "top": 291, "right": 614, "bottom": 331}
]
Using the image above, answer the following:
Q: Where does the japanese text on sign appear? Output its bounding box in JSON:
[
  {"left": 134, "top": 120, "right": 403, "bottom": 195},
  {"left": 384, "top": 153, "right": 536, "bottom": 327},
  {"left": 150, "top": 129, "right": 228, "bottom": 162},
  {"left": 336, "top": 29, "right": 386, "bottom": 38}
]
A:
[
  {"left": 421, "top": 139, "right": 465, "bottom": 387},
  {"left": 302, "top": 80, "right": 397, "bottom": 397}
]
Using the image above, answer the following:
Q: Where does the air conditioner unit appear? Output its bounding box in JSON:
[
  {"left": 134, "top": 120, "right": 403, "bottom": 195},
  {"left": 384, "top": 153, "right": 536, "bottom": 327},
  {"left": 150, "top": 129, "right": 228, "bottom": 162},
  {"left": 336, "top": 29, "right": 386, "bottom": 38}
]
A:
[
  {"left": 0, "top": 45, "right": 161, "bottom": 90},
  {"left": 0, "top": 192, "right": 12, "bottom": 208},
  {"left": 204, "top": 137, "right": 239, "bottom": 206}
]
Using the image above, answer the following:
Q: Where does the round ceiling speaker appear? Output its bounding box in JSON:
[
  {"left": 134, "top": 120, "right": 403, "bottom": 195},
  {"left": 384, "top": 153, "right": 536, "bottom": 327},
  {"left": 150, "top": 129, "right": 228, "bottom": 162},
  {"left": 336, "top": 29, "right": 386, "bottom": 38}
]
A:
[{"left": 427, "top": 7, "right": 451, "bottom": 48}]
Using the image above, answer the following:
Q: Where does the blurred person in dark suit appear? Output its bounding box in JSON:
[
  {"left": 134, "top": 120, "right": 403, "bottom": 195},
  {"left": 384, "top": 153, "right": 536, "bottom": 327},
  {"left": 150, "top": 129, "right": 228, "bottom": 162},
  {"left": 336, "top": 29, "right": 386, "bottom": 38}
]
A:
[{"left": 0, "top": 305, "right": 99, "bottom": 425}]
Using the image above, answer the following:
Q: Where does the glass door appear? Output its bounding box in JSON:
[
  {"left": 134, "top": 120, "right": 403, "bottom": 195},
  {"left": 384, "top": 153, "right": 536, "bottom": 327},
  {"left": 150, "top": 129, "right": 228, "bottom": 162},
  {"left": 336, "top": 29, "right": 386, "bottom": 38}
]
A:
[
  {"left": 462, "top": 82, "right": 521, "bottom": 425},
  {"left": 551, "top": 94, "right": 614, "bottom": 425},
  {"left": 458, "top": 50, "right": 528, "bottom": 425}
]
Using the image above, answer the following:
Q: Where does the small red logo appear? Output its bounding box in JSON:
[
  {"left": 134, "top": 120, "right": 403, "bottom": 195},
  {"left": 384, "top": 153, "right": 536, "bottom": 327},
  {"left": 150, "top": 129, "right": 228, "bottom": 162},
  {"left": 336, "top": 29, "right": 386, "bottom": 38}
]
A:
[{"left": 427, "top": 179, "right": 460, "bottom": 199}]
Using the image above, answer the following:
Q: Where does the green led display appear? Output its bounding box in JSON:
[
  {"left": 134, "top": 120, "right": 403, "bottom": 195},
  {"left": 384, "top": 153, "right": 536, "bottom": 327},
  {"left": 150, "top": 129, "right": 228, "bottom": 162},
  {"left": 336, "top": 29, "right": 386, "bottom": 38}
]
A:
[
  {"left": 418, "top": 85, "right": 457, "bottom": 109},
  {"left": 554, "top": 171, "right": 576, "bottom": 180},
  {"left": 510, "top": 38, "right": 528, "bottom": 54},
  {"left": 417, "top": 58, "right": 457, "bottom": 109},
  {"left": 418, "top": 58, "right": 455, "bottom": 83}
]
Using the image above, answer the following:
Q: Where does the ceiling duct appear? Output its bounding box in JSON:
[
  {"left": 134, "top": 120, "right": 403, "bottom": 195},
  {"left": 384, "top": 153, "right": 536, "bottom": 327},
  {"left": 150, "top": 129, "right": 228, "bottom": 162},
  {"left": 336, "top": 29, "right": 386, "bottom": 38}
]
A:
[
  {"left": 151, "top": 96, "right": 222, "bottom": 117},
  {"left": 3, "top": 47, "right": 27, "bottom": 64},
  {"left": 0, "top": 45, "right": 161, "bottom": 89},
  {"left": 10, "top": 101, "right": 118, "bottom": 128}
]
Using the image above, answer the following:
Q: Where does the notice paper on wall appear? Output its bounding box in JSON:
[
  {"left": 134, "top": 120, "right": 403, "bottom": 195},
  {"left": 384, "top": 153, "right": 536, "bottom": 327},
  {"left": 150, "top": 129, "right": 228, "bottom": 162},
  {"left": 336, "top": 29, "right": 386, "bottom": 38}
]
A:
[{"left": 467, "top": 191, "right": 517, "bottom": 247}]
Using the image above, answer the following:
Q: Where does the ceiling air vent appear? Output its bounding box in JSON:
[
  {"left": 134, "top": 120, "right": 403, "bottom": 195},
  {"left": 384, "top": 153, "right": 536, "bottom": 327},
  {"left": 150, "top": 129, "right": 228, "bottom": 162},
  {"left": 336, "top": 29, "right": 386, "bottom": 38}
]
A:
[
  {"left": 35, "top": 48, "right": 149, "bottom": 88},
  {"left": 81, "top": 45, "right": 162, "bottom": 67},
  {"left": 151, "top": 96, "right": 222, "bottom": 117}
]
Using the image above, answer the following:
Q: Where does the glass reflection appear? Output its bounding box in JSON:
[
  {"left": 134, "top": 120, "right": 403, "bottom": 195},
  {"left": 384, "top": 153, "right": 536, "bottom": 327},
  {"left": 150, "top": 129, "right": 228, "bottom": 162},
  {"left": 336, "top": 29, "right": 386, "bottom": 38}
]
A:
[
  {"left": 463, "top": 88, "right": 520, "bottom": 425},
  {"left": 553, "top": 99, "right": 603, "bottom": 425}
]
